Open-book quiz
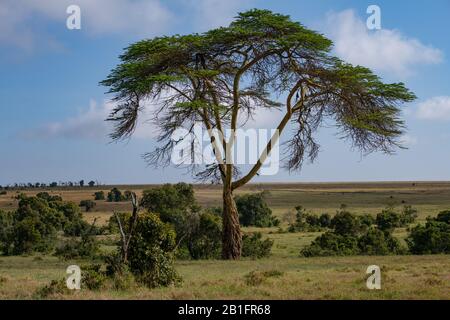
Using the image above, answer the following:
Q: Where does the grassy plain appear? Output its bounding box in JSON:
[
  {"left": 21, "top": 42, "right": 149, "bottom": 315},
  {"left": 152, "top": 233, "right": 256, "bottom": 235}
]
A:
[{"left": 0, "top": 182, "right": 449, "bottom": 299}]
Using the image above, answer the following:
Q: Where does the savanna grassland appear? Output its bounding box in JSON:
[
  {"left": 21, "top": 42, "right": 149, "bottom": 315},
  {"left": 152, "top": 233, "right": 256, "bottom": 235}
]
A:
[{"left": 0, "top": 182, "right": 449, "bottom": 299}]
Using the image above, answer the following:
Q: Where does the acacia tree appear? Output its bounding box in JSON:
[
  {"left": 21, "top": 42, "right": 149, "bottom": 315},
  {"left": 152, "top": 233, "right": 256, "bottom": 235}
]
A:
[{"left": 101, "top": 9, "right": 415, "bottom": 259}]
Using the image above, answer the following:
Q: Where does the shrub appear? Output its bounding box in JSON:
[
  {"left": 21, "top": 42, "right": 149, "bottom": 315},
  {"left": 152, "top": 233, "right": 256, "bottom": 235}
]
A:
[
  {"left": 127, "top": 213, "right": 181, "bottom": 288},
  {"left": 0, "top": 210, "right": 14, "bottom": 255},
  {"left": 235, "top": 192, "right": 279, "bottom": 227},
  {"left": 94, "top": 191, "right": 105, "bottom": 201},
  {"left": 186, "top": 212, "right": 222, "bottom": 259},
  {"left": 301, "top": 231, "right": 359, "bottom": 257},
  {"left": 107, "top": 188, "right": 125, "bottom": 202},
  {"left": 319, "top": 213, "right": 332, "bottom": 228},
  {"left": 55, "top": 232, "right": 100, "bottom": 260},
  {"left": 331, "top": 210, "right": 363, "bottom": 236},
  {"left": 34, "top": 279, "right": 70, "bottom": 299},
  {"left": 79, "top": 200, "right": 96, "bottom": 212},
  {"left": 0, "top": 194, "right": 95, "bottom": 255},
  {"left": 244, "top": 269, "right": 283, "bottom": 286},
  {"left": 358, "top": 214, "right": 375, "bottom": 228},
  {"left": 140, "top": 183, "right": 202, "bottom": 258},
  {"left": 406, "top": 213, "right": 450, "bottom": 254},
  {"left": 358, "top": 228, "right": 402, "bottom": 255},
  {"left": 0, "top": 191, "right": 7, "bottom": 196},
  {"left": 400, "top": 205, "right": 418, "bottom": 225},
  {"left": 242, "top": 232, "right": 273, "bottom": 258},
  {"left": 81, "top": 264, "right": 107, "bottom": 290},
  {"left": 376, "top": 208, "right": 401, "bottom": 232},
  {"left": 36, "top": 192, "right": 62, "bottom": 202},
  {"left": 435, "top": 210, "right": 450, "bottom": 224},
  {"left": 288, "top": 206, "right": 324, "bottom": 232}
]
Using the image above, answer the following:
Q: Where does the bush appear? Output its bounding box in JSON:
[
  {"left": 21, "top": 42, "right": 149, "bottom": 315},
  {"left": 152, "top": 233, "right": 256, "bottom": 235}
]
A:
[
  {"left": 358, "top": 228, "right": 403, "bottom": 255},
  {"left": 34, "top": 279, "right": 70, "bottom": 299},
  {"left": 301, "top": 231, "right": 359, "bottom": 257},
  {"left": 435, "top": 210, "right": 450, "bottom": 224},
  {"left": 318, "top": 213, "right": 332, "bottom": 228},
  {"left": 141, "top": 183, "right": 200, "bottom": 229},
  {"left": 107, "top": 188, "right": 125, "bottom": 202},
  {"left": 94, "top": 191, "right": 105, "bottom": 201},
  {"left": 79, "top": 200, "right": 96, "bottom": 212},
  {"left": 0, "top": 210, "right": 14, "bottom": 255},
  {"left": 288, "top": 206, "right": 324, "bottom": 232},
  {"left": 242, "top": 232, "right": 273, "bottom": 258},
  {"left": 0, "top": 194, "right": 95, "bottom": 255},
  {"left": 186, "top": 212, "right": 222, "bottom": 259},
  {"left": 36, "top": 192, "right": 62, "bottom": 202},
  {"left": 358, "top": 214, "right": 375, "bottom": 228},
  {"left": 0, "top": 191, "right": 7, "bottom": 196},
  {"left": 400, "top": 205, "right": 418, "bottom": 225},
  {"left": 235, "top": 192, "right": 279, "bottom": 227},
  {"left": 406, "top": 212, "right": 450, "bottom": 254},
  {"left": 127, "top": 213, "right": 181, "bottom": 288},
  {"left": 55, "top": 232, "right": 100, "bottom": 260},
  {"left": 244, "top": 269, "right": 283, "bottom": 286},
  {"left": 81, "top": 264, "right": 107, "bottom": 290},
  {"left": 331, "top": 210, "right": 363, "bottom": 236},
  {"left": 376, "top": 208, "right": 401, "bottom": 232}
]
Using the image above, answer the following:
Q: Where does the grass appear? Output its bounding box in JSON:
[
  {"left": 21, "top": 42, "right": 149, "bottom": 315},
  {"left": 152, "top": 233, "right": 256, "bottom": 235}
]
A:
[
  {"left": 0, "top": 255, "right": 448, "bottom": 299},
  {"left": 0, "top": 181, "right": 449, "bottom": 299}
]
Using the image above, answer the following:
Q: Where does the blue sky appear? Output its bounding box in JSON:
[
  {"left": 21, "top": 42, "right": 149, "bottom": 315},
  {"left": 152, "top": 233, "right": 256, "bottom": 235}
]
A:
[{"left": 1, "top": 0, "right": 450, "bottom": 185}]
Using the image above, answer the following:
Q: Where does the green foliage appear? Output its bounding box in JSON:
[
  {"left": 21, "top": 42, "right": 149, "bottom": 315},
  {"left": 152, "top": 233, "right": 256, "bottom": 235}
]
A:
[
  {"left": 81, "top": 264, "right": 107, "bottom": 290},
  {"left": 55, "top": 226, "right": 100, "bottom": 260},
  {"left": 140, "top": 183, "right": 199, "bottom": 220},
  {"left": 376, "top": 206, "right": 417, "bottom": 232},
  {"left": 93, "top": 191, "right": 105, "bottom": 200},
  {"left": 301, "top": 231, "right": 359, "bottom": 257},
  {"left": 79, "top": 199, "right": 96, "bottom": 212},
  {"left": 107, "top": 188, "right": 126, "bottom": 202},
  {"left": 288, "top": 206, "right": 330, "bottom": 232},
  {"left": 376, "top": 208, "right": 400, "bottom": 232},
  {"left": 406, "top": 212, "right": 450, "bottom": 254},
  {"left": 36, "top": 192, "right": 62, "bottom": 202},
  {"left": 358, "top": 228, "right": 403, "bottom": 255},
  {"left": 0, "top": 191, "right": 7, "bottom": 195},
  {"left": 127, "top": 213, "right": 181, "bottom": 288},
  {"left": 140, "top": 183, "right": 201, "bottom": 251},
  {"left": 186, "top": 212, "right": 222, "bottom": 260},
  {"left": 302, "top": 208, "right": 406, "bottom": 257},
  {"left": 0, "top": 210, "right": 14, "bottom": 255},
  {"left": 242, "top": 232, "right": 273, "bottom": 259},
  {"left": 34, "top": 279, "right": 70, "bottom": 299},
  {"left": 0, "top": 194, "right": 94, "bottom": 255},
  {"left": 235, "top": 192, "right": 279, "bottom": 227}
]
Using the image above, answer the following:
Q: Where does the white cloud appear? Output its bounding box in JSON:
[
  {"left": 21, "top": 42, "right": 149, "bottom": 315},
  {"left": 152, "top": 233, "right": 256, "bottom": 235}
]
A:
[
  {"left": 326, "top": 10, "right": 443, "bottom": 77},
  {"left": 23, "top": 99, "right": 158, "bottom": 141},
  {"left": 416, "top": 96, "right": 450, "bottom": 121},
  {"left": 0, "top": 0, "right": 173, "bottom": 50}
]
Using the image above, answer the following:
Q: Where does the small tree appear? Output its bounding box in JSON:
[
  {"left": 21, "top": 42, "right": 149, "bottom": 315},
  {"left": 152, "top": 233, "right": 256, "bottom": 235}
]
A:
[
  {"left": 107, "top": 188, "right": 124, "bottom": 202},
  {"left": 79, "top": 200, "right": 96, "bottom": 212},
  {"left": 88, "top": 181, "right": 96, "bottom": 187},
  {"left": 94, "top": 191, "right": 105, "bottom": 200},
  {"left": 235, "top": 192, "right": 278, "bottom": 227},
  {"left": 79, "top": 180, "right": 85, "bottom": 187}
]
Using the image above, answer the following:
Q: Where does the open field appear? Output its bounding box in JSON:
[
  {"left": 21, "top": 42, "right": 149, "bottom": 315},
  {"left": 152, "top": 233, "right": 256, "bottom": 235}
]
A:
[{"left": 0, "top": 182, "right": 449, "bottom": 299}]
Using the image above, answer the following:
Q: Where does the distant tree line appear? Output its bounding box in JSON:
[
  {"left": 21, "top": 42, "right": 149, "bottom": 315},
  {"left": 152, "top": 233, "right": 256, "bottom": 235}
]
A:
[{"left": 0, "top": 180, "right": 101, "bottom": 190}]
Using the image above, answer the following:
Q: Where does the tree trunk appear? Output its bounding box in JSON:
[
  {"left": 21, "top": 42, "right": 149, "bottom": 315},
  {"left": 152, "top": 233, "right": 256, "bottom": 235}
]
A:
[{"left": 222, "top": 187, "right": 242, "bottom": 259}]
